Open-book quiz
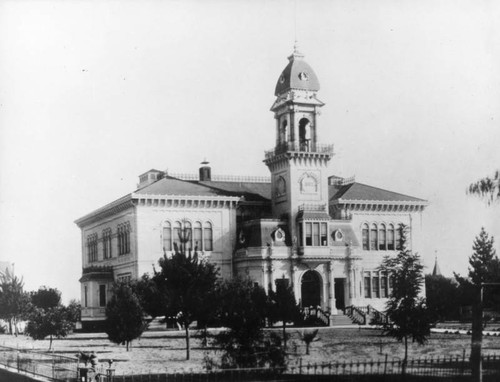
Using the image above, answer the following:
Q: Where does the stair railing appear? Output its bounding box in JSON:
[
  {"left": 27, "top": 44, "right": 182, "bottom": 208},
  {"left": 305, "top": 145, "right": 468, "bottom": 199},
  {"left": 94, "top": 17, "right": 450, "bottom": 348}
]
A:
[
  {"left": 367, "top": 305, "right": 389, "bottom": 325},
  {"left": 316, "top": 307, "right": 330, "bottom": 326},
  {"left": 345, "top": 305, "right": 366, "bottom": 325},
  {"left": 300, "top": 306, "right": 330, "bottom": 326}
]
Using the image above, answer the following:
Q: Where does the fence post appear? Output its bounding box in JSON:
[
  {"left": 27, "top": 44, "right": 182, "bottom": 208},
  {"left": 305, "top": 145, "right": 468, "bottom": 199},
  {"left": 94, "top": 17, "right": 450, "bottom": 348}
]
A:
[
  {"left": 17, "top": 351, "right": 20, "bottom": 373},
  {"left": 461, "top": 349, "right": 466, "bottom": 376},
  {"left": 384, "top": 354, "right": 388, "bottom": 375},
  {"left": 299, "top": 358, "right": 302, "bottom": 374}
]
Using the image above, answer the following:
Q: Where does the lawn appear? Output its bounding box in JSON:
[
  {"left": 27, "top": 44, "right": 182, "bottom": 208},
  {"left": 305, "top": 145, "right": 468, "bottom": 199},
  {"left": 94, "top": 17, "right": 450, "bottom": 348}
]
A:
[{"left": 1, "top": 327, "right": 500, "bottom": 376}]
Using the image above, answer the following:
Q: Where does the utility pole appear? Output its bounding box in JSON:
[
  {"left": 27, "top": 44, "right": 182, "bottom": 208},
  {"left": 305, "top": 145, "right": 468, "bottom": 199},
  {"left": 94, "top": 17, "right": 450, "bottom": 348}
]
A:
[{"left": 471, "top": 282, "right": 500, "bottom": 382}]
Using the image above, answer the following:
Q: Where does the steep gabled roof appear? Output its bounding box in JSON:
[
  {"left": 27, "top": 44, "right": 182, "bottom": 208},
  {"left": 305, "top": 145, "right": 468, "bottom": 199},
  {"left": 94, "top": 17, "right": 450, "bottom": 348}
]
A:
[{"left": 329, "top": 182, "right": 426, "bottom": 203}]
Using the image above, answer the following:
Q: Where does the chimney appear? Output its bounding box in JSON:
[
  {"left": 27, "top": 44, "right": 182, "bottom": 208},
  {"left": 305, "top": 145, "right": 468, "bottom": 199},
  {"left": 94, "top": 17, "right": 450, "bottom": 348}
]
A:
[
  {"left": 199, "top": 160, "right": 211, "bottom": 181},
  {"left": 137, "top": 169, "right": 164, "bottom": 189}
]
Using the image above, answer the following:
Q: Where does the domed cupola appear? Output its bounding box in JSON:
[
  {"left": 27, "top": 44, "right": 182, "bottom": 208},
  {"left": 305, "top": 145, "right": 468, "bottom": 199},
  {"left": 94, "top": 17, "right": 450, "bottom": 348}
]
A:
[{"left": 274, "top": 45, "right": 320, "bottom": 96}]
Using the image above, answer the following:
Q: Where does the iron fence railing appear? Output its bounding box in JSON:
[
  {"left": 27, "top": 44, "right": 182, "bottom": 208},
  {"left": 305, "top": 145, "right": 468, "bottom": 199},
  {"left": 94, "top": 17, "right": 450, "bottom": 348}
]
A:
[
  {"left": 265, "top": 142, "right": 334, "bottom": 160},
  {"left": 1, "top": 343, "right": 500, "bottom": 382},
  {"left": 106, "top": 354, "right": 500, "bottom": 382},
  {"left": 0, "top": 345, "right": 78, "bottom": 381}
]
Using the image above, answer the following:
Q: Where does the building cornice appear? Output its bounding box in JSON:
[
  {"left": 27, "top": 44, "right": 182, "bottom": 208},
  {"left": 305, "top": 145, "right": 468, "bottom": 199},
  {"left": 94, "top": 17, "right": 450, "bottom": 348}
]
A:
[
  {"left": 75, "top": 193, "right": 242, "bottom": 228},
  {"left": 331, "top": 199, "right": 427, "bottom": 213},
  {"left": 75, "top": 195, "right": 135, "bottom": 228},
  {"left": 132, "top": 193, "right": 240, "bottom": 209}
]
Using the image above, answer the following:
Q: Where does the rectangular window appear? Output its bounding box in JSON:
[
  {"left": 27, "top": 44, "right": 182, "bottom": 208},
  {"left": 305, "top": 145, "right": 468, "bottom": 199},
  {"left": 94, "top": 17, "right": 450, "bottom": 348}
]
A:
[
  {"left": 320, "top": 223, "right": 327, "bottom": 246},
  {"left": 84, "top": 286, "right": 88, "bottom": 308},
  {"left": 99, "top": 285, "right": 106, "bottom": 307},
  {"left": 364, "top": 273, "right": 371, "bottom": 298},
  {"left": 388, "top": 275, "right": 394, "bottom": 294},
  {"left": 372, "top": 276, "right": 380, "bottom": 298},
  {"left": 312, "top": 223, "right": 320, "bottom": 246},
  {"left": 305, "top": 223, "right": 312, "bottom": 246},
  {"left": 381, "top": 275, "right": 388, "bottom": 298}
]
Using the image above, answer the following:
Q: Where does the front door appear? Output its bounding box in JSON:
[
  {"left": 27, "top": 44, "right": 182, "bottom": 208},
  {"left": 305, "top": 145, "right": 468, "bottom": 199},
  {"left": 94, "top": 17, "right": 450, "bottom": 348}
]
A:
[
  {"left": 301, "top": 271, "right": 322, "bottom": 307},
  {"left": 334, "top": 278, "right": 346, "bottom": 311}
]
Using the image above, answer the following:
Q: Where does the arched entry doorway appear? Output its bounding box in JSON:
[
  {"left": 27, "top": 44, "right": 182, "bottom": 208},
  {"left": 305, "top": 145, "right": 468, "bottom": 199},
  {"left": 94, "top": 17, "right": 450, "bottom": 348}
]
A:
[{"left": 301, "top": 270, "right": 322, "bottom": 307}]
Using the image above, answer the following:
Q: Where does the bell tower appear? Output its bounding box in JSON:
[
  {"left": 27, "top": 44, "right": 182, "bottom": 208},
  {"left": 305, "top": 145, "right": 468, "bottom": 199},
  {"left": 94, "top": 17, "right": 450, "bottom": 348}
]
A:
[{"left": 264, "top": 45, "right": 334, "bottom": 240}]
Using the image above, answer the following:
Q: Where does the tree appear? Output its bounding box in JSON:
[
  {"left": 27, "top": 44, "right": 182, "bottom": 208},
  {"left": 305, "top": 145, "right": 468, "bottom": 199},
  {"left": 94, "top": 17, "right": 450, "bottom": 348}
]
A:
[
  {"left": 213, "top": 277, "right": 285, "bottom": 369},
  {"left": 25, "top": 287, "right": 77, "bottom": 350},
  {"left": 467, "top": 170, "right": 500, "bottom": 205},
  {"left": 105, "top": 281, "right": 145, "bottom": 351},
  {"left": 268, "top": 279, "right": 300, "bottom": 350},
  {"left": 31, "top": 286, "right": 61, "bottom": 310},
  {"left": 0, "top": 268, "right": 30, "bottom": 335},
  {"left": 135, "top": 274, "right": 166, "bottom": 320},
  {"left": 378, "top": 226, "right": 433, "bottom": 374},
  {"left": 465, "top": 228, "right": 500, "bottom": 382},
  {"left": 299, "top": 329, "right": 319, "bottom": 355},
  {"left": 153, "top": 242, "right": 219, "bottom": 360},
  {"left": 425, "top": 274, "right": 460, "bottom": 321}
]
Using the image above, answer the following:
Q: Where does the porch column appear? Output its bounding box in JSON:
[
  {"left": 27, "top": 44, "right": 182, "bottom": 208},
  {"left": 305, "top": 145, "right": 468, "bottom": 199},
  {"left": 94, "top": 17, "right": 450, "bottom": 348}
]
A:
[
  {"left": 329, "top": 261, "right": 337, "bottom": 315},
  {"left": 263, "top": 264, "right": 268, "bottom": 293}
]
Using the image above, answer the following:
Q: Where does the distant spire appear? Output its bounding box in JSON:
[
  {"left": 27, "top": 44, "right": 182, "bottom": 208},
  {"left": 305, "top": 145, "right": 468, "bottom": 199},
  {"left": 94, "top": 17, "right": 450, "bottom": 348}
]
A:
[{"left": 432, "top": 254, "right": 442, "bottom": 276}]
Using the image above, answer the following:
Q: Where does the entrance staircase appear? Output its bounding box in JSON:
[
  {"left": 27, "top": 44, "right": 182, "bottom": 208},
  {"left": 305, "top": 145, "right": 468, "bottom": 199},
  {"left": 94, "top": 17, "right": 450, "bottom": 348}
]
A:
[
  {"left": 345, "top": 305, "right": 389, "bottom": 326},
  {"left": 329, "top": 314, "right": 356, "bottom": 326}
]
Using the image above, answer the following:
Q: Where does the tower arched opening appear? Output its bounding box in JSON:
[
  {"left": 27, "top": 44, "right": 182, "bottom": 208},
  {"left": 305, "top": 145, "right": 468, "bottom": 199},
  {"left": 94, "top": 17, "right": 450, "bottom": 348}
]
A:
[{"left": 299, "top": 118, "right": 311, "bottom": 151}]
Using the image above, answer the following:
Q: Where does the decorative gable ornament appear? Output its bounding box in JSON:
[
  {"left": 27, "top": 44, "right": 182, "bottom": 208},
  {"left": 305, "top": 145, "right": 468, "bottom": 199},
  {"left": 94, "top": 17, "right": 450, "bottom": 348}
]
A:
[
  {"left": 333, "top": 229, "right": 344, "bottom": 242},
  {"left": 272, "top": 228, "right": 286, "bottom": 242}
]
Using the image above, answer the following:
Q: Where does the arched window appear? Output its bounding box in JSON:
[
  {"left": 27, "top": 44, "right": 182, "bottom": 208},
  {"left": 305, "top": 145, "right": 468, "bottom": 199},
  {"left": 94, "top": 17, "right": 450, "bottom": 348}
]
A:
[
  {"left": 124, "top": 223, "right": 130, "bottom": 254},
  {"left": 370, "top": 223, "right": 378, "bottom": 251},
  {"left": 173, "top": 221, "right": 182, "bottom": 251},
  {"left": 163, "top": 222, "right": 172, "bottom": 251},
  {"left": 117, "top": 223, "right": 130, "bottom": 255},
  {"left": 117, "top": 226, "right": 122, "bottom": 255},
  {"left": 387, "top": 224, "right": 395, "bottom": 250},
  {"left": 362, "top": 223, "right": 369, "bottom": 250},
  {"left": 395, "top": 224, "right": 403, "bottom": 250},
  {"left": 281, "top": 120, "right": 288, "bottom": 145},
  {"left": 193, "top": 221, "right": 202, "bottom": 250},
  {"left": 204, "top": 222, "right": 213, "bottom": 251},
  {"left": 87, "top": 234, "right": 98, "bottom": 262},
  {"left": 378, "top": 224, "right": 386, "bottom": 251},
  {"left": 184, "top": 221, "right": 193, "bottom": 251},
  {"left": 299, "top": 118, "right": 311, "bottom": 151}
]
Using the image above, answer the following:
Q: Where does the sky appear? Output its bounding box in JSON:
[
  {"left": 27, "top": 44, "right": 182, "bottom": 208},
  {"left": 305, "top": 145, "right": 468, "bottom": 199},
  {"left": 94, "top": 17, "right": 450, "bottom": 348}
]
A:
[{"left": 0, "top": 0, "right": 499, "bottom": 303}]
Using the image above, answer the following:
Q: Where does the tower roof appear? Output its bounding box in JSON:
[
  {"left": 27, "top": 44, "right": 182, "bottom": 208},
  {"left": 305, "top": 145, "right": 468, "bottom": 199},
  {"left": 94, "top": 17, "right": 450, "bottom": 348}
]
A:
[
  {"left": 432, "top": 256, "right": 442, "bottom": 276},
  {"left": 274, "top": 45, "right": 320, "bottom": 96}
]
